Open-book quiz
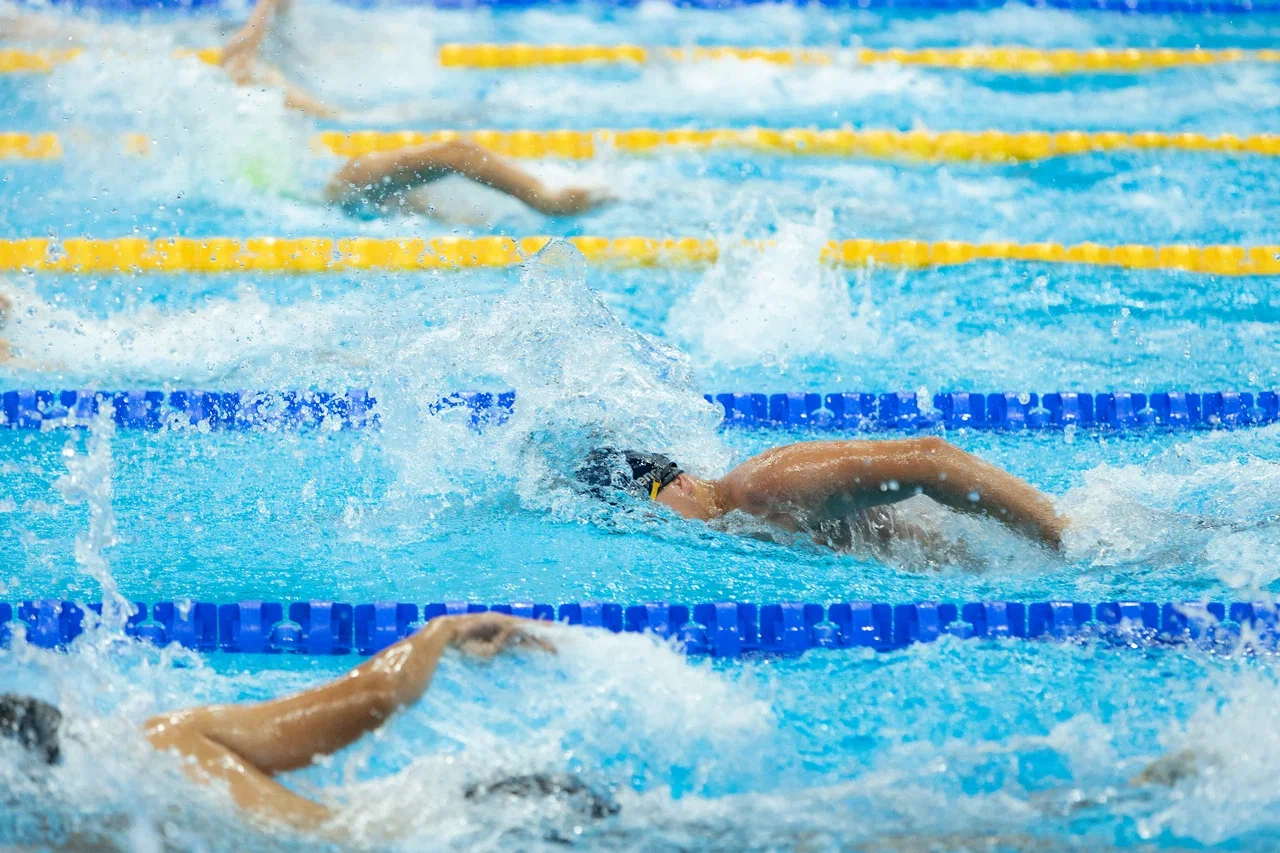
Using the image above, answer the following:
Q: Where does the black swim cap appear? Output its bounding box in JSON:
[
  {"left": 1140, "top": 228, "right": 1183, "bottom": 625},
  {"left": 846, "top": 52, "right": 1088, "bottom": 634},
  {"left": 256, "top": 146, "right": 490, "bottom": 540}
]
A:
[
  {"left": 0, "top": 694, "right": 62, "bottom": 765},
  {"left": 576, "top": 448, "right": 683, "bottom": 501},
  {"left": 464, "top": 773, "right": 619, "bottom": 821}
]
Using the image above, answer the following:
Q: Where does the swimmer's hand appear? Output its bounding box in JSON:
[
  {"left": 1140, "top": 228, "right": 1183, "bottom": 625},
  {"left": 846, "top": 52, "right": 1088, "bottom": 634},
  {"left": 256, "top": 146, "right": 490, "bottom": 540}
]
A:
[
  {"left": 445, "top": 613, "right": 556, "bottom": 658},
  {"left": 538, "top": 187, "right": 617, "bottom": 216}
]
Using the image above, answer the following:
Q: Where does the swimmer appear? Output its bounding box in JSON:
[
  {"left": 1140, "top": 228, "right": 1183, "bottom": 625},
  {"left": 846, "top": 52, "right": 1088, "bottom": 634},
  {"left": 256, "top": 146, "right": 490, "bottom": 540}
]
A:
[
  {"left": 0, "top": 612, "right": 597, "bottom": 838},
  {"left": 220, "top": 0, "right": 606, "bottom": 217},
  {"left": 216, "top": 0, "right": 336, "bottom": 118},
  {"left": 321, "top": 140, "right": 606, "bottom": 218},
  {"left": 577, "top": 439, "right": 1068, "bottom": 552}
]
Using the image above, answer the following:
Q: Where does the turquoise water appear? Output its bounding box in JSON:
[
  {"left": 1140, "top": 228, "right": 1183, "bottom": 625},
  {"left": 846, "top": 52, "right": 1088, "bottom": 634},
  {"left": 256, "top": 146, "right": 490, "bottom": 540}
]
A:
[{"left": 4, "top": 1, "right": 1280, "bottom": 849}]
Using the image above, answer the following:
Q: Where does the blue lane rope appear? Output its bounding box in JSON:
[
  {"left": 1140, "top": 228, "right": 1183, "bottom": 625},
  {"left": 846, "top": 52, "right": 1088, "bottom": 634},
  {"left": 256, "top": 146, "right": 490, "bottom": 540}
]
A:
[
  {"left": 0, "top": 598, "right": 1270, "bottom": 656},
  {"left": 38, "top": 0, "right": 1280, "bottom": 13},
  {"left": 2, "top": 389, "right": 1277, "bottom": 432}
]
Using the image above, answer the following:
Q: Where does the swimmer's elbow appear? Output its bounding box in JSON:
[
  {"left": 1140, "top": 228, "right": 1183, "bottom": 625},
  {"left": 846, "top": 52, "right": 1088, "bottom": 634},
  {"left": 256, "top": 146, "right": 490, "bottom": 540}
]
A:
[
  {"left": 352, "top": 671, "right": 401, "bottom": 721},
  {"left": 904, "top": 435, "right": 951, "bottom": 456}
]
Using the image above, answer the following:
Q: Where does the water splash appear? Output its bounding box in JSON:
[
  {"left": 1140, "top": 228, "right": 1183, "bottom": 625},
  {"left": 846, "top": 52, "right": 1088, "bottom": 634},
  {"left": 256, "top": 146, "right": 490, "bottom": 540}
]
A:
[
  {"left": 370, "top": 239, "right": 730, "bottom": 520},
  {"left": 1059, "top": 427, "right": 1280, "bottom": 591},
  {"left": 666, "top": 209, "right": 872, "bottom": 375},
  {"left": 0, "top": 277, "right": 378, "bottom": 387},
  {"left": 53, "top": 402, "right": 129, "bottom": 629}
]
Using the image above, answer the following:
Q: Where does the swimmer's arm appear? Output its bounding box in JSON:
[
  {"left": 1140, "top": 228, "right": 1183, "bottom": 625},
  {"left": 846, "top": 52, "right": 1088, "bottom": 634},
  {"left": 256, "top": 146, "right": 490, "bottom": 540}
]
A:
[
  {"left": 218, "top": 0, "right": 336, "bottom": 118},
  {"left": 220, "top": 0, "right": 282, "bottom": 71},
  {"left": 283, "top": 85, "right": 338, "bottom": 119},
  {"left": 142, "top": 614, "right": 551, "bottom": 828},
  {"left": 720, "top": 437, "right": 1066, "bottom": 548}
]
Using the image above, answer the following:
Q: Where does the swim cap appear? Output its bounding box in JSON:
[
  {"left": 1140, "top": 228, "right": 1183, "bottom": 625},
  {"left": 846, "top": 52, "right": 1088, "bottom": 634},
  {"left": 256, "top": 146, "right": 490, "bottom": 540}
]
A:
[
  {"left": 464, "top": 773, "right": 619, "bottom": 820},
  {"left": 576, "top": 448, "right": 683, "bottom": 501},
  {"left": 0, "top": 694, "right": 62, "bottom": 765}
]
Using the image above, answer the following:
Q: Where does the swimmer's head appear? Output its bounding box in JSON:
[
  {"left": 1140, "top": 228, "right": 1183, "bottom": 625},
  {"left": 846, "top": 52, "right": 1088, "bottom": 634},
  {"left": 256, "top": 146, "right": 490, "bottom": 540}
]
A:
[
  {"left": 575, "top": 448, "right": 683, "bottom": 503},
  {"left": 464, "top": 773, "right": 619, "bottom": 822},
  {"left": 0, "top": 694, "right": 62, "bottom": 766}
]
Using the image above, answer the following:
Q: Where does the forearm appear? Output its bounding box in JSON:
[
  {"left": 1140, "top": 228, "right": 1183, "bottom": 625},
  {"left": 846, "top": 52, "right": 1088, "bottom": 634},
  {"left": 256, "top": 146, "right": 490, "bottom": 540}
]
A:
[
  {"left": 222, "top": 0, "right": 281, "bottom": 58},
  {"left": 353, "top": 615, "right": 458, "bottom": 709},
  {"left": 145, "top": 618, "right": 460, "bottom": 776},
  {"left": 908, "top": 440, "right": 1065, "bottom": 547},
  {"left": 729, "top": 438, "right": 1066, "bottom": 548}
]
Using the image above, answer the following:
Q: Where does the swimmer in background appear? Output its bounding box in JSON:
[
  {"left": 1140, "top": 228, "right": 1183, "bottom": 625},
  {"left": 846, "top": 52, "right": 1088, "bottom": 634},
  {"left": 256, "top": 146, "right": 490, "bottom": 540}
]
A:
[
  {"left": 1, "top": 612, "right": 592, "bottom": 839},
  {"left": 219, "top": 0, "right": 606, "bottom": 217},
  {"left": 577, "top": 439, "right": 1069, "bottom": 554}
]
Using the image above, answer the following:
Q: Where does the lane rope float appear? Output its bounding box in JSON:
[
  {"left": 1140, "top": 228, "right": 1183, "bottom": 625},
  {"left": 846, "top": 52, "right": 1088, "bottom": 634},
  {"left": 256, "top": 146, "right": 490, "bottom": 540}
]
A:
[
  {"left": 437, "top": 43, "right": 1280, "bottom": 72},
  {"left": 310, "top": 127, "right": 1280, "bottom": 161},
  {"left": 0, "top": 236, "right": 1276, "bottom": 275},
  {"left": 4, "top": 128, "right": 1280, "bottom": 163},
  {"left": 1, "top": 598, "right": 1272, "bottom": 657},
  {"left": 9, "top": 45, "right": 1274, "bottom": 75},
  {"left": 2, "top": 389, "right": 1275, "bottom": 432}
]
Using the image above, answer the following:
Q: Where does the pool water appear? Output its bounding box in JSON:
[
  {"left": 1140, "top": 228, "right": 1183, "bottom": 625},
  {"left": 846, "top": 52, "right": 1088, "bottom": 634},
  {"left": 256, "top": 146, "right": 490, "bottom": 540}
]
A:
[{"left": 4, "top": 0, "right": 1280, "bottom": 849}]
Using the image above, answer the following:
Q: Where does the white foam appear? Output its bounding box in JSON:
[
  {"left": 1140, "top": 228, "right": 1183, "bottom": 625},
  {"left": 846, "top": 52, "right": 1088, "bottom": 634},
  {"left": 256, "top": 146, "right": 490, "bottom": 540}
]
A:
[
  {"left": 367, "top": 241, "right": 731, "bottom": 515},
  {"left": 1138, "top": 670, "right": 1280, "bottom": 844},
  {"left": 1060, "top": 427, "right": 1280, "bottom": 588},
  {"left": 666, "top": 209, "right": 870, "bottom": 371},
  {"left": 0, "top": 277, "right": 381, "bottom": 386},
  {"left": 42, "top": 48, "right": 319, "bottom": 205}
]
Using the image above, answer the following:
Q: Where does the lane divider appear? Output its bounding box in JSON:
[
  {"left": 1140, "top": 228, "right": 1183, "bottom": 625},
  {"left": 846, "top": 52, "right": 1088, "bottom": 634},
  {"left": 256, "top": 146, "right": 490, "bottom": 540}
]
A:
[
  {"left": 1, "top": 598, "right": 1269, "bottom": 656},
  {"left": 0, "top": 236, "right": 1276, "bottom": 275},
  {"left": 0, "top": 48, "right": 84, "bottom": 73},
  {"left": 438, "top": 43, "right": 1280, "bottom": 73},
  {"left": 310, "top": 127, "right": 1280, "bottom": 161},
  {"left": 0, "top": 47, "right": 218, "bottom": 75},
  {"left": 4, "top": 128, "right": 1280, "bottom": 163},
  {"left": 5, "top": 45, "right": 1278, "bottom": 76},
  {"left": 3, "top": 389, "right": 1275, "bottom": 432},
  {"left": 0, "top": 132, "right": 63, "bottom": 160}
]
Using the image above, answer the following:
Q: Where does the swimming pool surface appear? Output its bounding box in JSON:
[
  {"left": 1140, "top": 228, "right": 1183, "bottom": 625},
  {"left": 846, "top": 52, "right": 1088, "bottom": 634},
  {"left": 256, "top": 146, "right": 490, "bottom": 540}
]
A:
[{"left": 3, "top": 0, "right": 1280, "bottom": 849}]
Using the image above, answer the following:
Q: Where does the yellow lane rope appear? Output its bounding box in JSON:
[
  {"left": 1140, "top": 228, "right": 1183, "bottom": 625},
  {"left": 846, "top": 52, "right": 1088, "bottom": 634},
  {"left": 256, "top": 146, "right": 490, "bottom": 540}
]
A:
[
  {"left": 437, "top": 43, "right": 1280, "bottom": 73},
  {"left": 0, "top": 237, "right": 1276, "bottom": 275},
  {"left": 0, "top": 48, "right": 84, "bottom": 73},
  {"left": 0, "top": 132, "right": 62, "bottom": 159},
  {"left": 311, "top": 128, "right": 1280, "bottom": 161},
  {"left": 4, "top": 128, "right": 1277, "bottom": 162},
  {"left": 0, "top": 47, "right": 220, "bottom": 73},
  {"left": 6, "top": 45, "right": 1280, "bottom": 75}
]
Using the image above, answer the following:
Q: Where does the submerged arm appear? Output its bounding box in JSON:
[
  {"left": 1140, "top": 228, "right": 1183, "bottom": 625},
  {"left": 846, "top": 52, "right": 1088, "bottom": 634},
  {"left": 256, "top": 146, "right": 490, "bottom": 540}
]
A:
[
  {"left": 143, "top": 612, "right": 552, "bottom": 830},
  {"left": 719, "top": 437, "right": 1067, "bottom": 549}
]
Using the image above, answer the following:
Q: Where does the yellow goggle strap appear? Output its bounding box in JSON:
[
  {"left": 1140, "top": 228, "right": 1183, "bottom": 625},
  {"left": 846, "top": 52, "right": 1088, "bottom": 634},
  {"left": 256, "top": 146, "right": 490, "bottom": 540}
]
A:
[{"left": 649, "top": 479, "right": 661, "bottom": 500}]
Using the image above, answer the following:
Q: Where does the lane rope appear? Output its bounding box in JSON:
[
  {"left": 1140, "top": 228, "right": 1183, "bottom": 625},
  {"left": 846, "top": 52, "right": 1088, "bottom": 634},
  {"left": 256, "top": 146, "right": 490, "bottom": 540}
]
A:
[
  {"left": 3, "top": 389, "right": 1275, "bottom": 432},
  {"left": 438, "top": 43, "right": 1280, "bottom": 72},
  {"left": 312, "top": 127, "right": 1280, "bottom": 161},
  {"left": 4, "top": 128, "right": 1280, "bottom": 162},
  {"left": 0, "top": 236, "right": 1276, "bottom": 275},
  {"left": 9, "top": 45, "right": 1274, "bottom": 75},
  {"left": 1, "top": 598, "right": 1270, "bottom": 657}
]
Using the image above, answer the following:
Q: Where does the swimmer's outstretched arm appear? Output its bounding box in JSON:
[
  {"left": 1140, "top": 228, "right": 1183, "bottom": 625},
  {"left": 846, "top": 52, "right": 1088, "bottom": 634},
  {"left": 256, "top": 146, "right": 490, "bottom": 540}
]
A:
[
  {"left": 324, "top": 140, "right": 603, "bottom": 216},
  {"left": 143, "top": 612, "right": 552, "bottom": 831},
  {"left": 219, "top": 0, "right": 282, "bottom": 71},
  {"left": 218, "top": 0, "right": 336, "bottom": 118},
  {"left": 717, "top": 437, "right": 1067, "bottom": 549}
]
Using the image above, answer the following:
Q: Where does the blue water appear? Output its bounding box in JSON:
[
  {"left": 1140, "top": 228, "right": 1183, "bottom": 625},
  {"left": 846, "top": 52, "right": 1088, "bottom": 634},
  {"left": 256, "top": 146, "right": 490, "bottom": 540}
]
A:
[{"left": 4, "top": 0, "right": 1280, "bottom": 849}]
